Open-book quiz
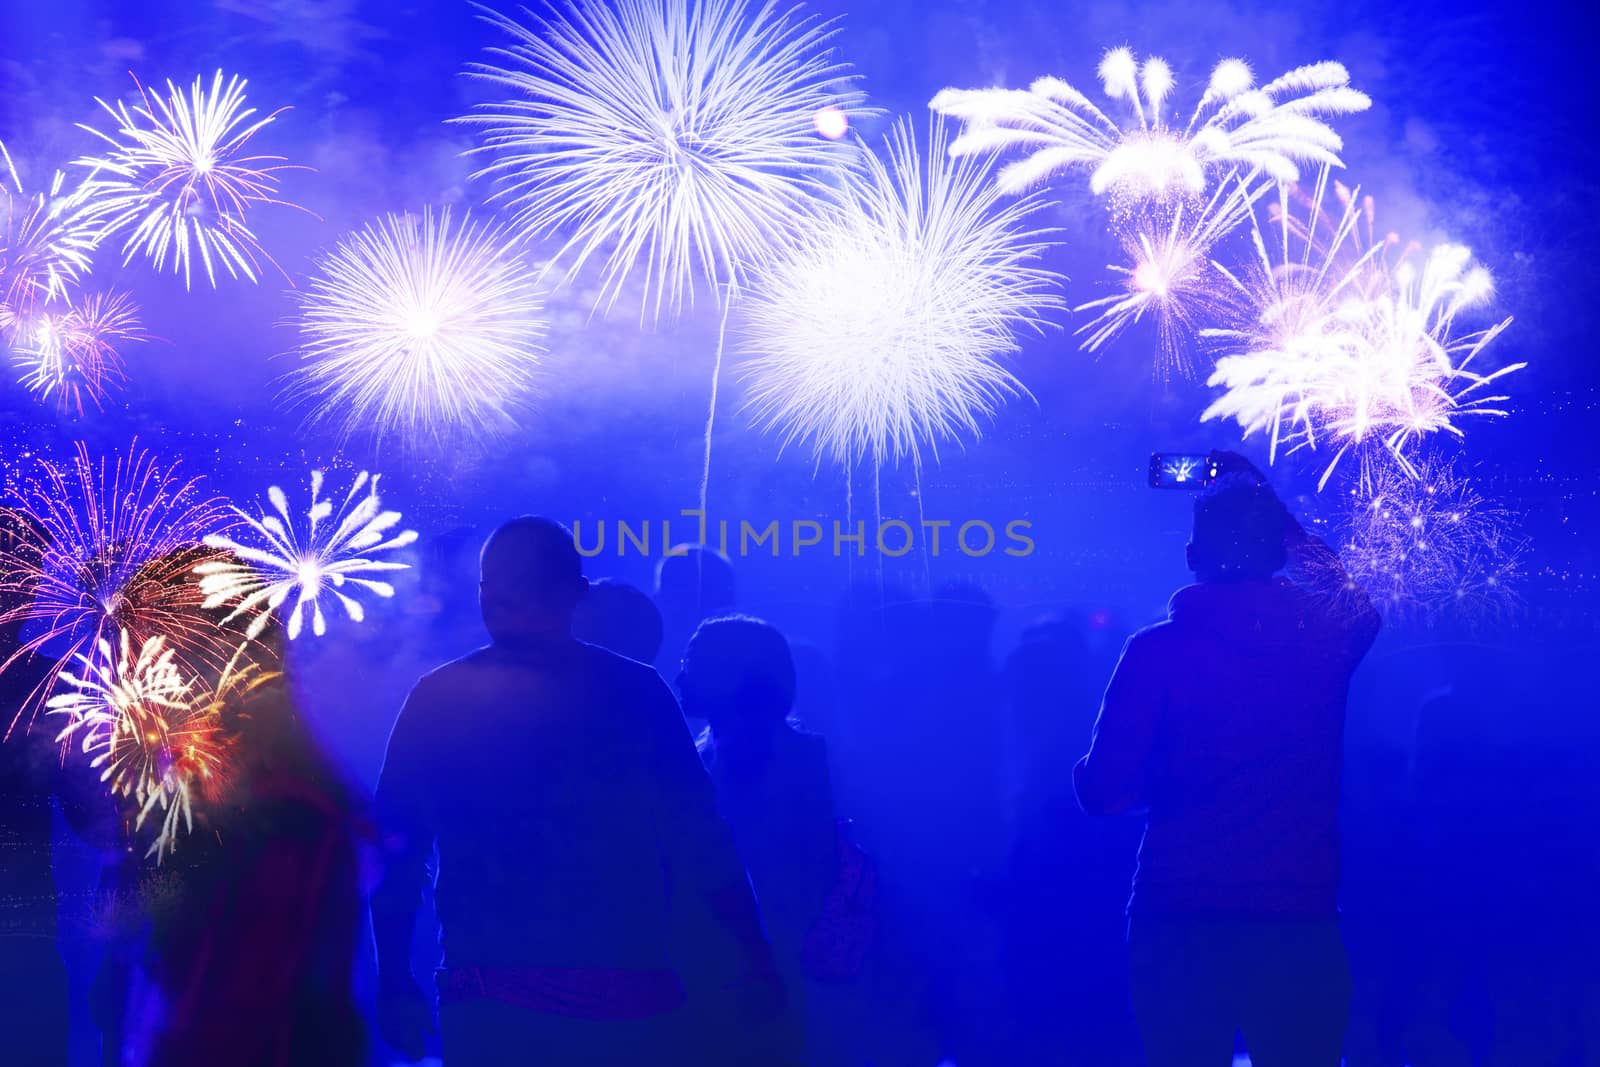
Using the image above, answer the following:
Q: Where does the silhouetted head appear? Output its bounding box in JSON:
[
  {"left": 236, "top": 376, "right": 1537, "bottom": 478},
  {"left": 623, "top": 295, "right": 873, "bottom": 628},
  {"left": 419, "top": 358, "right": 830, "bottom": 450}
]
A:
[
  {"left": 1186, "top": 476, "right": 1288, "bottom": 583},
  {"left": 572, "top": 577, "right": 663, "bottom": 664},
  {"left": 678, "top": 615, "right": 796, "bottom": 742},
  {"left": 479, "top": 517, "right": 588, "bottom": 642},
  {"left": 654, "top": 545, "right": 736, "bottom": 620}
]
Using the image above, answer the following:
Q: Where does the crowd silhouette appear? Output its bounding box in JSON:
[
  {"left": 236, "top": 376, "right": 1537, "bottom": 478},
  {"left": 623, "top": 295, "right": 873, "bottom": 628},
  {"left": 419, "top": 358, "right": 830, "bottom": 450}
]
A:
[{"left": 1, "top": 464, "right": 1598, "bottom": 1067}]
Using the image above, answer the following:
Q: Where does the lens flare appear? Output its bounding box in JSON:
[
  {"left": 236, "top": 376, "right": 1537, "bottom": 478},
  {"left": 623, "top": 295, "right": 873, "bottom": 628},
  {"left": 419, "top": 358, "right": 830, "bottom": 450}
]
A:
[
  {"left": 74, "top": 70, "right": 297, "bottom": 288},
  {"left": 740, "top": 117, "right": 1063, "bottom": 468},
  {"left": 1200, "top": 171, "right": 1523, "bottom": 487},
  {"left": 460, "top": 0, "right": 867, "bottom": 318},
  {"left": 0, "top": 445, "right": 239, "bottom": 737},
  {"left": 931, "top": 49, "right": 1369, "bottom": 203},
  {"left": 287, "top": 208, "right": 547, "bottom": 442},
  {"left": 196, "top": 469, "right": 418, "bottom": 641}
]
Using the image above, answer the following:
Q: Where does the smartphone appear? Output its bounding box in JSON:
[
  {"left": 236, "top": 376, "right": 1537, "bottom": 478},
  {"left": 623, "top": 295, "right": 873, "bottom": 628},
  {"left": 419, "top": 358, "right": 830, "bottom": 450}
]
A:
[{"left": 1149, "top": 452, "right": 1220, "bottom": 489}]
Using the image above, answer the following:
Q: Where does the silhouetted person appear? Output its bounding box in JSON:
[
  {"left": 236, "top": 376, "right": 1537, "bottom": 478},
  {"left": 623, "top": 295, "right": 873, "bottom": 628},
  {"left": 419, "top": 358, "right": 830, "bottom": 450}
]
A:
[
  {"left": 119, "top": 609, "right": 368, "bottom": 1067},
  {"left": 680, "top": 616, "right": 837, "bottom": 1062},
  {"left": 0, "top": 507, "right": 117, "bottom": 1067},
  {"left": 1001, "top": 615, "right": 1140, "bottom": 1066},
  {"left": 1075, "top": 464, "right": 1379, "bottom": 1067},
  {"left": 653, "top": 545, "right": 736, "bottom": 676},
  {"left": 572, "top": 578, "right": 664, "bottom": 665},
  {"left": 373, "top": 517, "right": 778, "bottom": 1066}
]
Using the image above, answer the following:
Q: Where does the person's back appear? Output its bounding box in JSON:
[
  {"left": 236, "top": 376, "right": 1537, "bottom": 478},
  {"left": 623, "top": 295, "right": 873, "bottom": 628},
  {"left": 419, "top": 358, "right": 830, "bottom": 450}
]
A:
[
  {"left": 396, "top": 637, "right": 692, "bottom": 970},
  {"left": 374, "top": 518, "right": 777, "bottom": 1067},
  {"left": 1074, "top": 464, "right": 1378, "bottom": 1067}
]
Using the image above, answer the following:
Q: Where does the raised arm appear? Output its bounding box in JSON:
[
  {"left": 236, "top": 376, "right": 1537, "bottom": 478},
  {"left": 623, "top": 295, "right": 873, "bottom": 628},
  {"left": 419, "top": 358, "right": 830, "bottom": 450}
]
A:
[{"left": 1074, "top": 633, "right": 1166, "bottom": 817}]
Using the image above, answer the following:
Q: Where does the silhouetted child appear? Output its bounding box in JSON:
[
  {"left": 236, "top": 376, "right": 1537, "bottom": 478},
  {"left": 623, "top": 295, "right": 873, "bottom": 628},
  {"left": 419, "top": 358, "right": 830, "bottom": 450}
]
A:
[{"left": 573, "top": 577, "right": 664, "bottom": 665}]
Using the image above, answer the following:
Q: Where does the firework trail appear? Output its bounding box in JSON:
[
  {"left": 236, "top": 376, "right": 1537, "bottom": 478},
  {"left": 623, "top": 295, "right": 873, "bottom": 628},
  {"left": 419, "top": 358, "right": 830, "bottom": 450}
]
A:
[
  {"left": 741, "top": 117, "right": 1063, "bottom": 468},
  {"left": 1318, "top": 454, "right": 1521, "bottom": 623},
  {"left": 48, "top": 630, "right": 224, "bottom": 858},
  {"left": 1075, "top": 173, "right": 1264, "bottom": 376},
  {"left": 461, "top": 0, "right": 867, "bottom": 318},
  {"left": 197, "top": 469, "right": 418, "bottom": 641},
  {"left": 74, "top": 71, "right": 297, "bottom": 288},
  {"left": 931, "top": 48, "right": 1369, "bottom": 203},
  {"left": 1200, "top": 171, "right": 1523, "bottom": 487},
  {"left": 1, "top": 143, "right": 102, "bottom": 327},
  {"left": 287, "top": 208, "right": 546, "bottom": 442},
  {"left": 11, "top": 291, "right": 148, "bottom": 412},
  {"left": 0, "top": 446, "right": 238, "bottom": 737}
]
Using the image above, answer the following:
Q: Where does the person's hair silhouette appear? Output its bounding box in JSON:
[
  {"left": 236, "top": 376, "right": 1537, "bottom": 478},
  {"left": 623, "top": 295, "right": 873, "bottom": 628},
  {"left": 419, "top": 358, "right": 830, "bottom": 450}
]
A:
[{"left": 572, "top": 578, "right": 664, "bottom": 665}]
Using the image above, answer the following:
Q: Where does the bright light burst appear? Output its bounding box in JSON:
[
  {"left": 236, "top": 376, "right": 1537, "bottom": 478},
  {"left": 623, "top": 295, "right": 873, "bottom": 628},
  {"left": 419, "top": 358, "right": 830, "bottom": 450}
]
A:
[
  {"left": 1201, "top": 171, "right": 1523, "bottom": 487},
  {"left": 461, "top": 0, "right": 867, "bottom": 317},
  {"left": 1075, "top": 174, "right": 1263, "bottom": 375},
  {"left": 0, "top": 445, "right": 238, "bottom": 737},
  {"left": 11, "top": 291, "right": 148, "bottom": 412},
  {"left": 48, "top": 630, "right": 225, "bottom": 859},
  {"left": 287, "top": 208, "right": 547, "bottom": 441},
  {"left": 931, "top": 48, "right": 1369, "bottom": 202},
  {"left": 1322, "top": 455, "right": 1521, "bottom": 622},
  {"left": 1, "top": 143, "right": 101, "bottom": 324},
  {"left": 75, "top": 70, "right": 296, "bottom": 288},
  {"left": 197, "top": 469, "right": 418, "bottom": 641},
  {"left": 740, "top": 118, "right": 1063, "bottom": 467}
]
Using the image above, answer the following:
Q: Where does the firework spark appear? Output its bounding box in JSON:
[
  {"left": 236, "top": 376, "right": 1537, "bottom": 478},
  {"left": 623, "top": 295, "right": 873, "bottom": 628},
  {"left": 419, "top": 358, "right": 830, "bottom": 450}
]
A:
[
  {"left": 461, "top": 0, "right": 867, "bottom": 317},
  {"left": 740, "top": 118, "right": 1063, "bottom": 467},
  {"left": 0, "top": 445, "right": 238, "bottom": 737},
  {"left": 931, "top": 49, "right": 1369, "bottom": 202},
  {"left": 1075, "top": 174, "right": 1263, "bottom": 375},
  {"left": 1, "top": 143, "right": 102, "bottom": 325},
  {"left": 287, "top": 208, "right": 546, "bottom": 441},
  {"left": 197, "top": 470, "right": 418, "bottom": 641},
  {"left": 1200, "top": 172, "right": 1523, "bottom": 486},
  {"left": 1321, "top": 455, "right": 1521, "bottom": 622},
  {"left": 48, "top": 630, "right": 224, "bottom": 858},
  {"left": 74, "top": 71, "right": 296, "bottom": 288},
  {"left": 11, "top": 291, "right": 148, "bottom": 411}
]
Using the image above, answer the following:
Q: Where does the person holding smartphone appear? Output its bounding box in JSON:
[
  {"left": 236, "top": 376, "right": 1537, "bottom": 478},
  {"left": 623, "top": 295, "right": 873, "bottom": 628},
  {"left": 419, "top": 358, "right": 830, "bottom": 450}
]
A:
[{"left": 1074, "top": 453, "right": 1380, "bottom": 1067}]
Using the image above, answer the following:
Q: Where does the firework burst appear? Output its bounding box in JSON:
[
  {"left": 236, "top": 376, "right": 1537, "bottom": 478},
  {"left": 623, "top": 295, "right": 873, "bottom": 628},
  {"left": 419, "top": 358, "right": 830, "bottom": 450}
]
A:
[
  {"left": 1, "top": 143, "right": 102, "bottom": 325},
  {"left": 1075, "top": 174, "right": 1262, "bottom": 375},
  {"left": 740, "top": 118, "right": 1063, "bottom": 468},
  {"left": 1200, "top": 171, "right": 1523, "bottom": 486},
  {"left": 461, "top": 0, "right": 867, "bottom": 317},
  {"left": 287, "top": 208, "right": 547, "bottom": 441},
  {"left": 74, "top": 71, "right": 296, "bottom": 288},
  {"left": 11, "top": 291, "right": 148, "bottom": 412},
  {"left": 1321, "top": 455, "right": 1521, "bottom": 622},
  {"left": 197, "top": 469, "right": 418, "bottom": 641},
  {"left": 48, "top": 630, "right": 226, "bottom": 858},
  {"left": 0, "top": 445, "right": 238, "bottom": 737},
  {"left": 931, "top": 48, "right": 1369, "bottom": 204}
]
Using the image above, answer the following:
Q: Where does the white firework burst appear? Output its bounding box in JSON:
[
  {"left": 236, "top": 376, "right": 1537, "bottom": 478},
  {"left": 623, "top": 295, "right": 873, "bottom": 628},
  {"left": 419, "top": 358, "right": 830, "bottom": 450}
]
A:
[
  {"left": 1, "top": 142, "right": 101, "bottom": 324},
  {"left": 1075, "top": 173, "right": 1263, "bottom": 375},
  {"left": 931, "top": 48, "right": 1369, "bottom": 202},
  {"left": 197, "top": 470, "right": 418, "bottom": 641},
  {"left": 12, "top": 291, "right": 148, "bottom": 412},
  {"left": 460, "top": 0, "right": 867, "bottom": 318},
  {"left": 740, "top": 117, "right": 1063, "bottom": 468},
  {"left": 287, "top": 208, "right": 547, "bottom": 441},
  {"left": 1201, "top": 171, "right": 1522, "bottom": 487},
  {"left": 74, "top": 70, "right": 296, "bottom": 288},
  {"left": 48, "top": 629, "right": 223, "bottom": 858}
]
